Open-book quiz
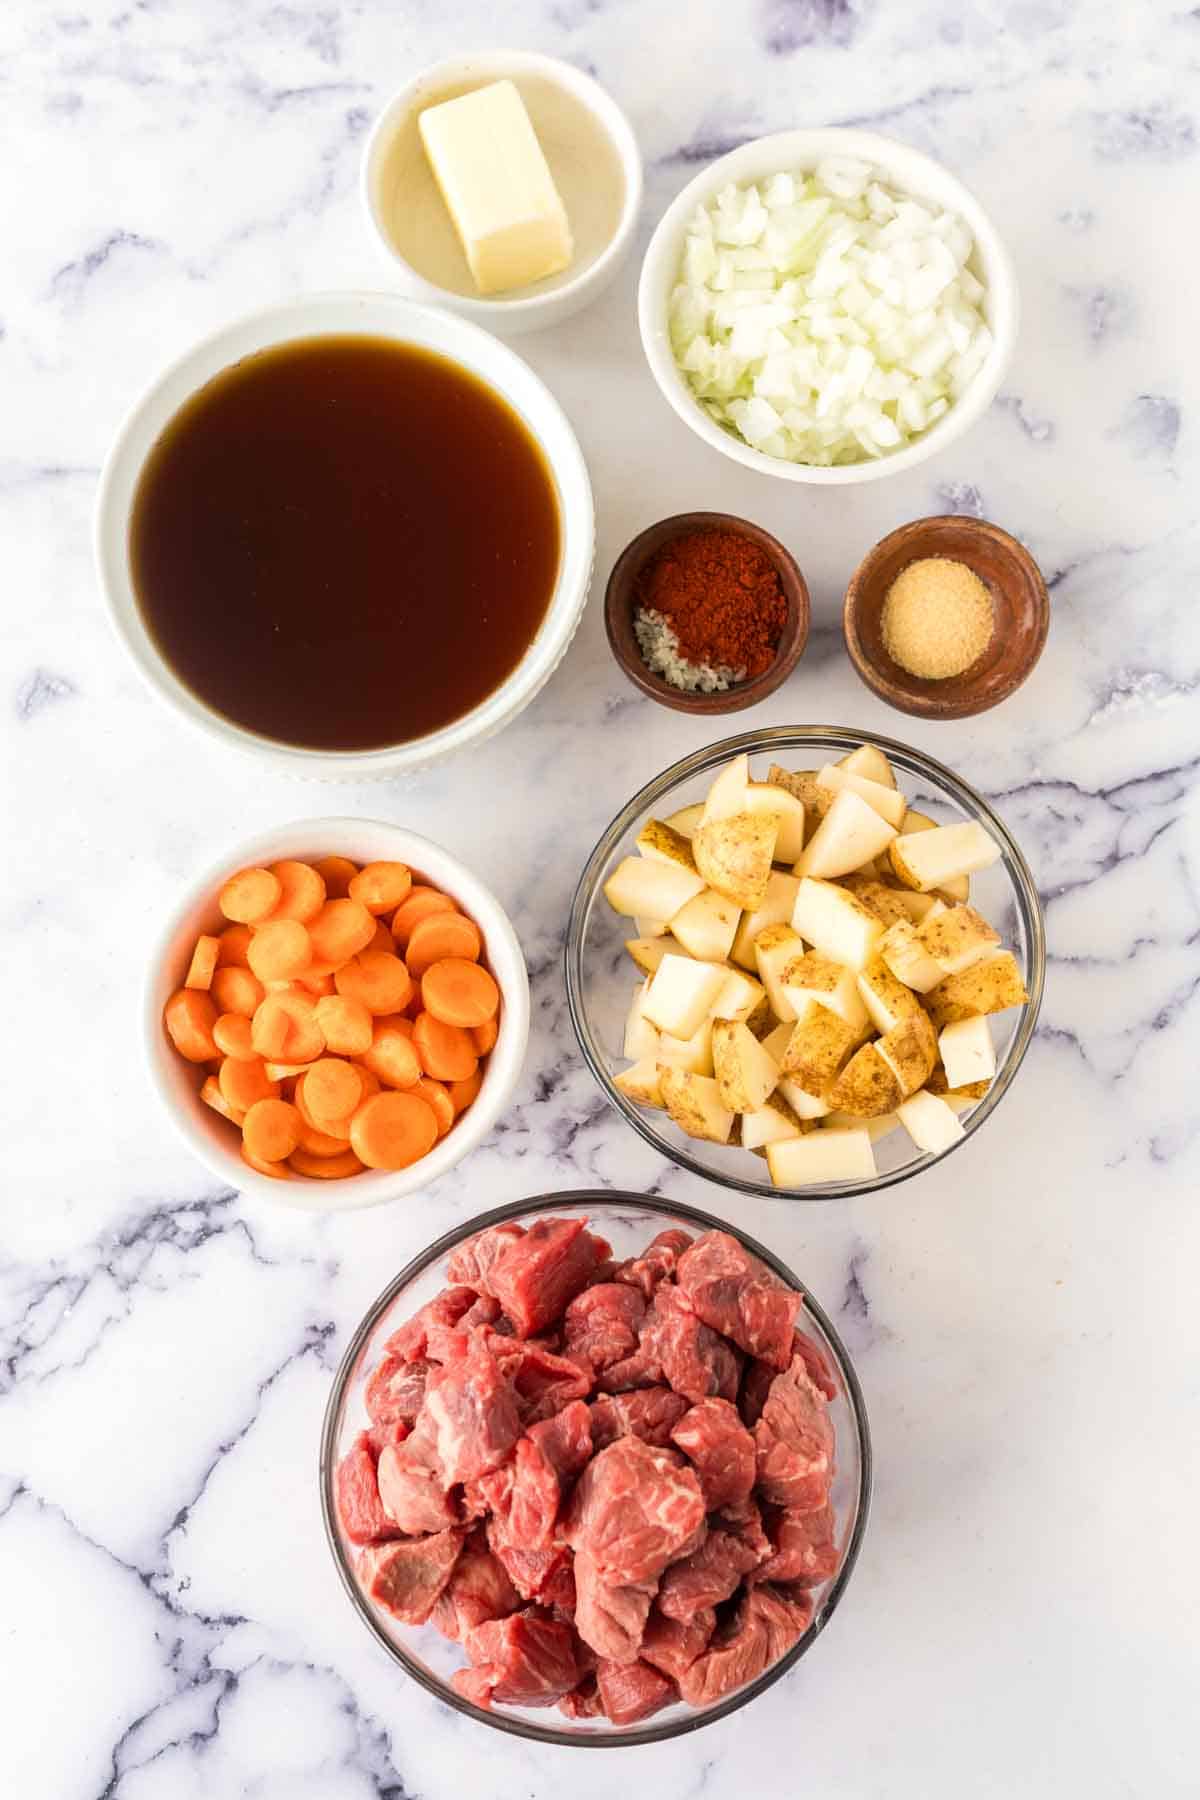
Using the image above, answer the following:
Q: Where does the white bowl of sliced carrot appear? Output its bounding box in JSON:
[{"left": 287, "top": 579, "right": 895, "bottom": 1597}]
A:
[{"left": 147, "top": 818, "right": 530, "bottom": 1209}]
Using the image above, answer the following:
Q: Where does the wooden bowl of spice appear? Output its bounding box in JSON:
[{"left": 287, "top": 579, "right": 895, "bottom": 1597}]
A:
[
  {"left": 604, "top": 511, "right": 810, "bottom": 714},
  {"left": 843, "top": 514, "right": 1049, "bottom": 720}
]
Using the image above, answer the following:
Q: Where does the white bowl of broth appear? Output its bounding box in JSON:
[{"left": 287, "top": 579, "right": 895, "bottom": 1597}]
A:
[{"left": 94, "top": 293, "right": 594, "bottom": 778}]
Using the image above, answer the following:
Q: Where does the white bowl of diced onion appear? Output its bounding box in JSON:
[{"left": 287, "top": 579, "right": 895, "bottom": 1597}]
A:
[{"left": 638, "top": 129, "right": 1017, "bottom": 482}]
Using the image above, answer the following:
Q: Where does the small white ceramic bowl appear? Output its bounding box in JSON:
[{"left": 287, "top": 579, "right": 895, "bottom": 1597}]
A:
[
  {"left": 145, "top": 819, "right": 530, "bottom": 1211},
  {"left": 638, "top": 127, "right": 1018, "bottom": 485},
  {"left": 95, "top": 292, "right": 594, "bottom": 780},
  {"left": 362, "top": 50, "right": 643, "bottom": 333}
]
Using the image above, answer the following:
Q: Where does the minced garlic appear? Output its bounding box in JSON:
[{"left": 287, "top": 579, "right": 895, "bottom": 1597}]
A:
[{"left": 881, "top": 556, "right": 994, "bottom": 680}]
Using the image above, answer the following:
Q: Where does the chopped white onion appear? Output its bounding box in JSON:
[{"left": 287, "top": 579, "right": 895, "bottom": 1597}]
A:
[{"left": 668, "top": 159, "right": 991, "bottom": 467}]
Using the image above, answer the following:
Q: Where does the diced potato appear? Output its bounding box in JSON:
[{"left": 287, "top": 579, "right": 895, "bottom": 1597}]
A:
[
  {"left": 796, "top": 789, "right": 897, "bottom": 880},
  {"left": 626, "top": 936, "right": 684, "bottom": 977},
  {"left": 925, "top": 952, "right": 1029, "bottom": 1028},
  {"left": 838, "top": 874, "right": 913, "bottom": 928},
  {"left": 837, "top": 743, "right": 896, "bottom": 788},
  {"left": 776, "top": 1073, "right": 832, "bottom": 1120},
  {"left": 791, "top": 878, "right": 883, "bottom": 971},
  {"left": 743, "top": 782, "right": 807, "bottom": 862},
  {"left": 884, "top": 887, "right": 946, "bottom": 924},
  {"left": 779, "top": 1002, "right": 861, "bottom": 1093},
  {"left": 669, "top": 886, "right": 741, "bottom": 962},
  {"left": 887, "top": 821, "right": 1001, "bottom": 893},
  {"left": 857, "top": 956, "right": 927, "bottom": 1034},
  {"left": 896, "top": 1089, "right": 966, "bottom": 1154},
  {"left": 827, "top": 1042, "right": 903, "bottom": 1117},
  {"left": 767, "top": 1130, "right": 876, "bottom": 1186},
  {"left": 659, "top": 1066, "right": 735, "bottom": 1143},
  {"left": 781, "top": 951, "right": 870, "bottom": 1033},
  {"left": 878, "top": 918, "right": 945, "bottom": 993},
  {"left": 730, "top": 871, "right": 800, "bottom": 970},
  {"left": 665, "top": 802, "right": 704, "bottom": 840},
  {"left": 635, "top": 916, "right": 669, "bottom": 938},
  {"left": 815, "top": 763, "right": 907, "bottom": 828},
  {"left": 694, "top": 813, "right": 778, "bottom": 909},
  {"left": 710, "top": 967, "right": 767, "bottom": 1024},
  {"left": 875, "top": 1012, "right": 937, "bottom": 1096},
  {"left": 917, "top": 904, "right": 1001, "bottom": 976},
  {"left": 658, "top": 1015, "right": 715, "bottom": 1076},
  {"left": 636, "top": 819, "right": 699, "bottom": 872},
  {"left": 701, "top": 753, "right": 750, "bottom": 822},
  {"left": 927, "top": 1063, "right": 991, "bottom": 1101},
  {"left": 938, "top": 1016, "right": 998, "bottom": 1089},
  {"left": 898, "top": 811, "right": 969, "bottom": 901},
  {"left": 941, "top": 1091, "right": 983, "bottom": 1116},
  {"left": 766, "top": 765, "right": 824, "bottom": 816},
  {"left": 760, "top": 1020, "right": 793, "bottom": 1063},
  {"left": 642, "top": 954, "right": 728, "bottom": 1038},
  {"left": 822, "top": 1108, "right": 898, "bottom": 1142},
  {"left": 741, "top": 1092, "right": 806, "bottom": 1150},
  {"left": 712, "top": 1018, "right": 780, "bottom": 1111},
  {"left": 614, "top": 1058, "right": 664, "bottom": 1109},
  {"left": 754, "top": 923, "right": 807, "bottom": 1023},
  {"left": 604, "top": 856, "right": 705, "bottom": 919},
  {"left": 623, "top": 980, "right": 660, "bottom": 1060}
]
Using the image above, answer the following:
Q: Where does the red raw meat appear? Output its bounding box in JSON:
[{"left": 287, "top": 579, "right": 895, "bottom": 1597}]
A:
[
  {"left": 677, "top": 1584, "right": 811, "bottom": 1706},
  {"left": 447, "top": 1221, "right": 526, "bottom": 1292},
  {"left": 753, "top": 1353, "right": 834, "bottom": 1511},
  {"left": 656, "top": 1528, "right": 763, "bottom": 1623},
  {"left": 573, "top": 1546, "right": 656, "bottom": 1664},
  {"left": 385, "top": 1287, "right": 482, "bottom": 1362},
  {"left": 429, "top": 1526, "right": 520, "bottom": 1639},
  {"left": 335, "top": 1431, "right": 397, "bottom": 1546},
  {"left": 714, "top": 1495, "right": 772, "bottom": 1566},
  {"left": 639, "top": 1283, "right": 741, "bottom": 1404},
  {"left": 640, "top": 1605, "right": 716, "bottom": 1683},
  {"left": 564, "top": 1435, "right": 706, "bottom": 1586},
  {"left": 564, "top": 1283, "right": 646, "bottom": 1371},
  {"left": 738, "top": 1357, "right": 775, "bottom": 1429},
  {"left": 423, "top": 1339, "right": 521, "bottom": 1485},
  {"left": 485, "top": 1518, "right": 572, "bottom": 1603},
  {"left": 457, "top": 1610, "right": 581, "bottom": 1708},
  {"left": 366, "top": 1354, "right": 432, "bottom": 1434},
  {"left": 793, "top": 1329, "right": 838, "bottom": 1402},
  {"left": 358, "top": 1527, "right": 464, "bottom": 1624},
  {"left": 542, "top": 1554, "right": 577, "bottom": 1616},
  {"left": 589, "top": 1387, "right": 690, "bottom": 1451},
  {"left": 612, "top": 1229, "right": 694, "bottom": 1299},
  {"left": 528, "top": 1398, "right": 593, "bottom": 1481},
  {"left": 596, "top": 1657, "right": 676, "bottom": 1725},
  {"left": 559, "top": 1675, "right": 605, "bottom": 1719},
  {"left": 676, "top": 1231, "right": 801, "bottom": 1370},
  {"left": 669, "top": 1398, "right": 756, "bottom": 1512},
  {"left": 487, "top": 1217, "right": 610, "bottom": 1337},
  {"left": 485, "top": 1334, "right": 592, "bottom": 1423},
  {"left": 377, "top": 1422, "right": 460, "bottom": 1535},
  {"left": 755, "top": 1503, "right": 839, "bottom": 1588}
]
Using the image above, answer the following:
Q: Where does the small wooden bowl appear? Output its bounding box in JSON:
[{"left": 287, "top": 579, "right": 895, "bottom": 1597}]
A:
[
  {"left": 843, "top": 515, "right": 1049, "bottom": 721},
  {"left": 604, "top": 511, "right": 810, "bottom": 715}
]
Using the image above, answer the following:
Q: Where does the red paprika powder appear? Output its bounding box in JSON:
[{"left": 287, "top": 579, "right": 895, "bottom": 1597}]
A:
[{"left": 634, "top": 529, "right": 786, "bottom": 680}]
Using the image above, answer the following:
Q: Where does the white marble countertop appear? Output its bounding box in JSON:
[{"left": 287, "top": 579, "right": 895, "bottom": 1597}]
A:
[{"left": 4, "top": 1, "right": 1199, "bottom": 1794}]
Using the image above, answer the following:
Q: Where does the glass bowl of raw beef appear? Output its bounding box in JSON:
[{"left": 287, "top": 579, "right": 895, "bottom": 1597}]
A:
[{"left": 320, "top": 1191, "right": 870, "bottom": 1746}]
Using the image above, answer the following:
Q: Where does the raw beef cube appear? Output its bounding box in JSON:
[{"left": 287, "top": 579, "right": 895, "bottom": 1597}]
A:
[
  {"left": 447, "top": 1221, "right": 526, "bottom": 1292},
  {"left": 488, "top": 1217, "right": 609, "bottom": 1336},
  {"left": 508, "top": 1399, "right": 594, "bottom": 1547},
  {"left": 368, "top": 1416, "right": 412, "bottom": 1458},
  {"left": 755, "top": 1503, "right": 839, "bottom": 1588},
  {"left": 589, "top": 1387, "right": 690, "bottom": 1451},
  {"left": 640, "top": 1283, "right": 741, "bottom": 1405},
  {"left": 559, "top": 1675, "right": 605, "bottom": 1719},
  {"left": 385, "top": 1287, "right": 482, "bottom": 1363},
  {"left": 528, "top": 1399, "right": 593, "bottom": 1482},
  {"left": 423, "top": 1338, "right": 521, "bottom": 1485},
  {"left": 612, "top": 1229, "right": 694, "bottom": 1299},
  {"left": 677, "top": 1231, "right": 801, "bottom": 1369},
  {"left": 335, "top": 1431, "right": 397, "bottom": 1546},
  {"left": 640, "top": 1605, "right": 716, "bottom": 1683},
  {"left": 430, "top": 1526, "right": 520, "bottom": 1639},
  {"left": 564, "top": 1283, "right": 646, "bottom": 1371},
  {"left": 573, "top": 1546, "right": 656, "bottom": 1664},
  {"left": 713, "top": 1495, "right": 772, "bottom": 1566},
  {"left": 753, "top": 1354, "right": 834, "bottom": 1511},
  {"left": 596, "top": 1657, "right": 677, "bottom": 1725},
  {"left": 357, "top": 1527, "right": 464, "bottom": 1625},
  {"left": 738, "top": 1357, "right": 775, "bottom": 1429},
  {"left": 486, "top": 1522, "right": 571, "bottom": 1603},
  {"left": 366, "top": 1354, "right": 432, "bottom": 1433},
  {"left": 669, "top": 1398, "right": 756, "bottom": 1511},
  {"left": 457, "top": 1610, "right": 581, "bottom": 1708},
  {"left": 656, "top": 1528, "right": 762, "bottom": 1623},
  {"left": 491, "top": 1337, "right": 592, "bottom": 1424},
  {"left": 592, "top": 1345, "right": 661, "bottom": 1395},
  {"left": 377, "top": 1422, "right": 460, "bottom": 1535},
  {"left": 563, "top": 1435, "right": 706, "bottom": 1585},
  {"left": 542, "top": 1554, "right": 577, "bottom": 1617},
  {"left": 677, "top": 1584, "right": 811, "bottom": 1707},
  {"left": 793, "top": 1329, "right": 838, "bottom": 1402}
]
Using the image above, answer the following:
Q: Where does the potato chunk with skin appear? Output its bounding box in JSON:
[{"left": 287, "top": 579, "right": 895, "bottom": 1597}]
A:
[
  {"left": 925, "top": 952, "right": 1029, "bottom": 1028},
  {"left": 826, "top": 1042, "right": 903, "bottom": 1118},
  {"left": 838, "top": 874, "right": 913, "bottom": 928},
  {"left": 614, "top": 1059, "right": 665, "bottom": 1108},
  {"left": 928, "top": 1062, "right": 991, "bottom": 1101},
  {"left": 709, "top": 967, "right": 766, "bottom": 1024},
  {"left": 796, "top": 789, "right": 896, "bottom": 881},
  {"left": 857, "top": 956, "right": 927, "bottom": 1035},
  {"left": 636, "top": 819, "right": 699, "bottom": 873},
  {"left": 664, "top": 802, "right": 703, "bottom": 840},
  {"left": 781, "top": 952, "right": 870, "bottom": 1033},
  {"left": 693, "top": 813, "right": 777, "bottom": 909},
  {"left": 837, "top": 743, "right": 896, "bottom": 788},
  {"left": 917, "top": 904, "right": 1001, "bottom": 976},
  {"left": 741, "top": 1090, "right": 807, "bottom": 1150},
  {"left": 938, "top": 1015, "right": 997, "bottom": 1089},
  {"left": 658, "top": 1066, "right": 735, "bottom": 1143},
  {"left": 791, "top": 878, "right": 883, "bottom": 972},
  {"left": 669, "top": 886, "right": 741, "bottom": 962},
  {"left": 742, "top": 783, "right": 807, "bottom": 862},
  {"left": 712, "top": 1018, "right": 780, "bottom": 1112},
  {"left": 767, "top": 766, "right": 828, "bottom": 820},
  {"left": 776, "top": 1073, "right": 832, "bottom": 1120},
  {"left": 878, "top": 918, "right": 944, "bottom": 994},
  {"left": 754, "top": 923, "right": 807, "bottom": 1023},
  {"left": 643, "top": 955, "right": 727, "bottom": 1038},
  {"left": 815, "top": 763, "right": 907, "bottom": 829},
  {"left": 657, "top": 1016, "right": 715, "bottom": 1076},
  {"left": 779, "top": 1003, "right": 861, "bottom": 1094},
  {"left": 875, "top": 1012, "right": 938, "bottom": 1096},
  {"left": 767, "top": 1129, "right": 876, "bottom": 1186},
  {"left": 896, "top": 1088, "right": 966, "bottom": 1154},
  {"left": 887, "top": 821, "right": 1001, "bottom": 893},
  {"left": 625, "top": 936, "right": 681, "bottom": 977},
  {"left": 604, "top": 857, "right": 705, "bottom": 920},
  {"left": 730, "top": 871, "right": 800, "bottom": 970},
  {"left": 702, "top": 752, "right": 750, "bottom": 822}
]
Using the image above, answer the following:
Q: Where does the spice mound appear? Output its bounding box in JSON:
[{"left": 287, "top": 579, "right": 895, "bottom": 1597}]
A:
[
  {"left": 881, "top": 555, "right": 994, "bottom": 680},
  {"left": 633, "top": 528, "right": 787, "bottom": 694}
]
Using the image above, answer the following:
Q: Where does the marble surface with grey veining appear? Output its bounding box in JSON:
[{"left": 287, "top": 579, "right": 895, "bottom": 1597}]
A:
[{"left": 3, "top": 1, "right": 1199, "bottom": 1794}]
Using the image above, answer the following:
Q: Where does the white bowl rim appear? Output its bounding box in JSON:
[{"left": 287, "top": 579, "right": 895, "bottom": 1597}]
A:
[
  {"left": 638, "top": 126, "right": 1019, "bottom": 486},
  {"left": 360, "top": 48, "right": 645, "bottom": 321},
  {"left": 94, "top": 290, "right": 595, "bottom": 777},
  {"left": 143, "top": 817, "right": 531, "bottom": 1211}
]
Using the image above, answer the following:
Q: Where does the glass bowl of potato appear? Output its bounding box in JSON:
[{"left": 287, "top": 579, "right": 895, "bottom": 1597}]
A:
[{"left": 565, "top": 727, "right": 1044, "bottom": 1200}]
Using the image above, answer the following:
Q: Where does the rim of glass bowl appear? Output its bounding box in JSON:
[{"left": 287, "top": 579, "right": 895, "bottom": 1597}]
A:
[
  {"left": 565, "top": 725, "right": 1046, "bottom": 1202},
  {"left": 319, "top": 1189, "right": 873, "bottom": 1748}
]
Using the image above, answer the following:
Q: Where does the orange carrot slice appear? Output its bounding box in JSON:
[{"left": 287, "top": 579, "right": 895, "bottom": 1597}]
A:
[
  {"left": 241, "top": 1140, "right": 292, "bottom": 1180},
  {"left": 247, "top": 919, "right": 312, "bottom": 983},
  {"left": 367, "top": 920, "right": 395, "bottom": 955},
  {"left": 313, "top": 994, "right": 373, "bottom": 1056},
  {"left": 250, "top": 992, "right": 324, "bottom": 1063},
  {"left": 303, "top": 1057, "right": 363, "bottom": 1124},
  {"left": 414, "top": 1076, "right": 455, "bottom": 1137},
  {"left": 213, "top": 1013, "right": 257, "bottom": 1061},
  {"left": 412, "top": 1012, "right": 478, "bottom": 1084},
  {"left": 296, "top": 1116, "right": 352, "bottom": 1156},
  {"left": 219, "top": 1055, "right": 281, "bottom": 1112},
  {"left": 391, "top": 887, "right": 457, "bottom": 948},
  {"left": 349, "top": 861, "right": 413, "bottom": 917},
  {"left": 307, "top": 898, "right": 376, "bottom": 966},
  {"left": 289, "top": 1146, "right": 365, "bottom": 1179},
  {"left": 420, "top": 958, "right": 499, "bottom": 1030},
  {"left": 334, "top": 950, "right": 414, "bottom": 1016},
  {"left": 164, "top": 989, "right": 219, "bottom": 1063},
  {"left": 219, "top": 867, "right": 282, "bottom": 925},
  {"left": 200, "top": 1075, "right": 245, "bottom": 1125},
  {"left": 350, "top": 1091, "right": 438, "bottom": 1170},
  {"left": 216, "top": 924, "right": 254, "bottom": 969},
  {"left": 405, "top": 912, "right": 481, "bottom": 979},
  {"left": 471, "top": 1017, "right": 499, "bottom": 1056},
  {"left": 242, "top": 1096, "right": 301, "bottom": 1163},
  {"left": 264, "top": 859, "right": 326, "bottom": 924},
  {"left": 184, "top": 934, "right": 220, "bottom": 991},
  {"left": 359, "top": 1021, "right": 421, "bottom": 1089},
  {"left": 312, "top": 855, "right": 359, "bottom": 898},
  {"left": 448, "top": 1068, "right": 484, "bottom": 1115},
  {"left": 211, "top": 966, "right": 264, "bottom": 1019}
]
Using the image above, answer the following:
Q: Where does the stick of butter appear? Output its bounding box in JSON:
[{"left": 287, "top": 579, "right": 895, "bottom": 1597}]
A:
[{"left": 418, "top": 79, "right": 573, "bottom": 296}]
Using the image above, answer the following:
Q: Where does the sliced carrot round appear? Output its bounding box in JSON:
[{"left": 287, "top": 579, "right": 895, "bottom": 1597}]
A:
[
  {"left": 303, "top": 1057, "right": 363, "bottom": 1124},
  {"left": 200, "top": 1075, "right": 245, "bottom": 1124},
  {"left": 313, "top": 994, "right": 373, "bottom": 1056},
  {"left": 216, "top": 924, "right": 254, "bottom": 969},
  {"left": 242, "top": 1096, "right": 301, "bottom": 1163},
  {"left": 414, "top": 1076, "right": 455, "bottom": 1137},
  {"left": 307, "top": 898, "right": 376, "bottom": 966},
  {"left": 334, "top": 950, "right": 414, "bottom": 1016},
  {"left": 412, "top": 1011, "right": 478, "bottom": 1084},
  {"left": 247, "top": 919, "right": 312, "bottom": 983},
  {"left": 289, "top": 1146, "right": 365, "bottom": 1179},
  {"left": 296, "top": 970, "right": 336, "bottom": 998},
  {"left": 296, "top": 1116, "right": 352, "bottom": 1156},
  {"left": 391, "top": 887, "right": 457, "bottom": 948},
  {"left": 265, "top": 1060, "right": 315, "bottom": 1081},
  {"left": 312, "top": 855, "right": 359, "bottom": 899},
  {"left": 349, "top": 861, "right": 413, "bottom": 917},
  {"left": 213, "top": 1013, "right": 257, "bottom": 1061},
  {"left": 264, "top": 859, "right": 326, "bottom": 924},
  {"left": 374, "top": 1012, "right": 414, "bottom": 1039},
  {"left": 471, "top": 1016, "right": 499, "bottom": 1056},
  {"left": 219, "top": 867, "right": 282, "bottom": 925},
  {"left": 184, "top": 934, "right": 220, "bottom": 991},
  {"left": 164, "top": 989, "right": 219, "bottom": 1063},
  {"left": 420, "top": 957, "right": 499, "bottom": 1030},
  {"left": 241, "top": 1140, "right": 292, "bottom": 1180},
  {"left": 211, "top": 966, "right": 265, "bottom": 1019},
  {"left": 219, "top": 1055, "right": 281, "bottom": 1112},
  {"left": 405, "top": 912, "right": 481, "bottom": 979},
  {"left": 448, "top": 1068, "right": 484, "bottom": 1115},
  {"left": 360, "top": 1022, "right": 422, "bottom": 1090},
  {"left": 251, "top": 992, "right": 324, "bottom": 1064},
  {"left": 350, "top": 1091, "right": 438, "bottom": 1170},
  {"left": 367, "top": 919, "right": 395, "bottom": 955}
]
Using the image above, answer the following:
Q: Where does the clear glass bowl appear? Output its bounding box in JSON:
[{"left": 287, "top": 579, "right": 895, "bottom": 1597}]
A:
[
  {"left": 319, "top": 1190, "right": 871, "bottom": 1747},
  {"left": 565, "top": 726, "right": 1045, "bottom": 1201}
]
